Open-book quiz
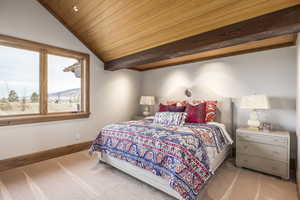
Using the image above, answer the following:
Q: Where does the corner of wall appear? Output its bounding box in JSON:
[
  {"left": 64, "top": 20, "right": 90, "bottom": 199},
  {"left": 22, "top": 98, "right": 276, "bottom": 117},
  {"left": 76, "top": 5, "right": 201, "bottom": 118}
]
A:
[{"left": 297, "top": 32, "right": 300, "bottom": 196}]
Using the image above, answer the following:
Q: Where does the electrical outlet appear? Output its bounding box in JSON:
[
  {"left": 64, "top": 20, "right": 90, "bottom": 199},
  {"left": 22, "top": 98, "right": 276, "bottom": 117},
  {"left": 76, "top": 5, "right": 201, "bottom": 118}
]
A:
[{"left": 76, "top": 133, "right": 81, "bottom": 140}]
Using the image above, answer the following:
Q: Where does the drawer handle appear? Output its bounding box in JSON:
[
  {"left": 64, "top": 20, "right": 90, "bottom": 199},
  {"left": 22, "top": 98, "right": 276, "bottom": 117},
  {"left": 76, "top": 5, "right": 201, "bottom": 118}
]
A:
[
  {"left": 272, "top": 151, "right": 279, "bottom": 155},
  {"left": 243, "top": 145, "right": 248, "bottom": 149},
  {"left": 243, "top": 159, "right": 248, "bottom": 163}
]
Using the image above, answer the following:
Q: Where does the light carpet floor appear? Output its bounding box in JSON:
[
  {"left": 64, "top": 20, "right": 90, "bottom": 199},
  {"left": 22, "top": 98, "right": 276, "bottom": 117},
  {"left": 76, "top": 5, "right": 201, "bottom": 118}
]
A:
[{"left": 0, "top": 150, "right": 298, "bottom": 200}]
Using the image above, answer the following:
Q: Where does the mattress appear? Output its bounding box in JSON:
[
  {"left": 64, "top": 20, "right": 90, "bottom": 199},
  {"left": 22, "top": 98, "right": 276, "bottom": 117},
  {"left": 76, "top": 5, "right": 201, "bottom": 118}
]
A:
[{"left": 90, "top": 119, "right": 232, "bottom": 200}]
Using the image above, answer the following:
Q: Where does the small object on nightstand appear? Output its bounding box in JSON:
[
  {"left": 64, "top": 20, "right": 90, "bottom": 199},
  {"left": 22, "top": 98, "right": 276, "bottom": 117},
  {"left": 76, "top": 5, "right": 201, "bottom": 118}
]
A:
[
  {"left": 132, "top": 115, "right": 145, "bottom": 120},
  {"left": 236, "top": 128, "right": 290, "bottom": 180},
  {"left": 261, "top": 122, "right": 272, "bottom": 132}
]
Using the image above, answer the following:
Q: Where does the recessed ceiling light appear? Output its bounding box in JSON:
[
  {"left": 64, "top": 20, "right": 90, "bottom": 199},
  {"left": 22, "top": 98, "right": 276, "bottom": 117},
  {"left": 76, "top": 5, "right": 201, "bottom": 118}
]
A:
[{"left": 73, "top": 5, "right": 79, "bottom": 12}]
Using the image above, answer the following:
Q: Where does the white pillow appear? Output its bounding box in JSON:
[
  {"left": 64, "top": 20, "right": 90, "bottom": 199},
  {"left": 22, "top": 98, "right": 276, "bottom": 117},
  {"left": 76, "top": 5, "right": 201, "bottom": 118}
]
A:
[{"left": 153, "top": 112, "right": 186, "bottom": 126}]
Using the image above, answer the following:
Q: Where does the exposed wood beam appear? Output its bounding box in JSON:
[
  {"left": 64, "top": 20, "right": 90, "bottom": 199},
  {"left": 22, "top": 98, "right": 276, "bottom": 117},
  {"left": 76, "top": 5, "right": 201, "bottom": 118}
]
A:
[
  {"left": 135, "top": 42, "right": 296, "bottom": 71},
  {"left": 130, "top": 34, "right": 296, "bottom": 71},
  {"left": 105, "top": 5, "right": 300, "bottom": 71}
]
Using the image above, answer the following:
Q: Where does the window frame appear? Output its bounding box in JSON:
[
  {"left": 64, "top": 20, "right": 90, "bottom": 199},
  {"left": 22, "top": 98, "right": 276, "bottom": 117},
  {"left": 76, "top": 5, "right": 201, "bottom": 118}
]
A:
[{"left": 0, "top": 34, "right": 90, "bottom": 126}]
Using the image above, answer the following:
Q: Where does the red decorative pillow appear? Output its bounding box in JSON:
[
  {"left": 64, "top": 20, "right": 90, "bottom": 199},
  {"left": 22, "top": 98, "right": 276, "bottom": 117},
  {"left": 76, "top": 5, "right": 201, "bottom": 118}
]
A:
[
  {"left": 166, "top": 100, "right": 187, "bottom": 106},
  {"left": 159, "top": 103, "right": 169, "bottom": 112},
  {"left": 159, "top": 103, "right": 176, "bottom": 112},
  {"left": 166, "top": 100, "right": 177, "bottom": 105},
  {"left": 191, "top": 100, "right": 218, "bottom": 122},
  {"left": 168, "top": 105, "right": 186, "bottom": 112},
  {"left": 185, "top": 103, "right": 206, "bottom": 123},
  {"left": 177, "top": 100, "right": 187, "bottom": 106},
  {"left": 205, "top": 100, "right": 218, "bottom": 122}
]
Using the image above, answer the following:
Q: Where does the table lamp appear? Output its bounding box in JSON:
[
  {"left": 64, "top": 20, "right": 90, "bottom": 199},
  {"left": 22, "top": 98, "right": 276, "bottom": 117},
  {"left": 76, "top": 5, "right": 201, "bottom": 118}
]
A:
[
  {"left": 140, "top": 96, "right": 155, "bottom": 116},
  {"left": 240, "top": 94, "right": 270, "bottom": 131}
]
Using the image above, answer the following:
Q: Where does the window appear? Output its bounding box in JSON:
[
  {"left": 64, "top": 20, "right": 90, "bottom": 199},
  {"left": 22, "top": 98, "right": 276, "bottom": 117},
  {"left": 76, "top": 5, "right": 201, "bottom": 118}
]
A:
[
  {"left": 47, "top": 54, "right": 81, "bottom": 113},
  {"left": 0, "top": 34, "right": 90, "bottom": 126},
  {"left": 0, "top": 45, "right": 40, "bottom": 116}
]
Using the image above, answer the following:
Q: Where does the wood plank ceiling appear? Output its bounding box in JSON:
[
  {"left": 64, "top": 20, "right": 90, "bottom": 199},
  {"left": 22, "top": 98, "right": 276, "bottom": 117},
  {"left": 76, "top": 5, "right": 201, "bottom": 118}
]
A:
[{"left": 38, "top": 0, "right": 300, "bottom": 71}]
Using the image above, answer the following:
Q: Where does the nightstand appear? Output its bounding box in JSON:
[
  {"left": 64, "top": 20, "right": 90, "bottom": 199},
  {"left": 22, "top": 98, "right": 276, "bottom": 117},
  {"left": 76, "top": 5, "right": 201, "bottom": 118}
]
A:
[
  {"left": 236, "top": 128, "right": 290, "bottom": 179},
  {"left": 132, "top": 115, "right": 145, "bottom": 120}
]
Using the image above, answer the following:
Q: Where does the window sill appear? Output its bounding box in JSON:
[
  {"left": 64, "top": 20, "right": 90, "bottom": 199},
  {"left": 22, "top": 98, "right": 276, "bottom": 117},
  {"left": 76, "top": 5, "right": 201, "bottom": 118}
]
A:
[{"left": 0, "top": 112, "right": 90, "bottom": 127}]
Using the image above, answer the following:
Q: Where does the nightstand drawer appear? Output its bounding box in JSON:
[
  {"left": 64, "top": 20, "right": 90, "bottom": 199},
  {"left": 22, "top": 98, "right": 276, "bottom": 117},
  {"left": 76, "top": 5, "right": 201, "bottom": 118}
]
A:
[
  {"left": 237, "top": 134, "right": 287, "bottom": 146},
  {"left": 237, "top": 141, "right": 288, "bottom": 162},
  {"left": 236, "top": 154, "right": 288, "bottom": 179}
]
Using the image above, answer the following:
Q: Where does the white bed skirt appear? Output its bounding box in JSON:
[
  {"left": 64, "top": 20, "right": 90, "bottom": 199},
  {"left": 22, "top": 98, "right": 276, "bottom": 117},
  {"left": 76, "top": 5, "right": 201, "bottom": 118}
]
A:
[{"left": 97, "top": 145, "right": 231, "bottom": 200}]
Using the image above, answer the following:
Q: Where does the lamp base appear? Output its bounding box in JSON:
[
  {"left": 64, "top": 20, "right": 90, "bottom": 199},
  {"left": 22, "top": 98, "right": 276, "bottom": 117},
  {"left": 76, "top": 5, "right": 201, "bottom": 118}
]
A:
[
  {"left": 142, "top": 111, "right": 151, "bottom": 117},
  {"left": 245, "top": 126, "right": 260, "bottom": 131},
  {"left": 142, "top": 105, "right": 151, "bottom": 117},
  {"left": 247, "top": 119, "right": 260, "bottom": 131}
]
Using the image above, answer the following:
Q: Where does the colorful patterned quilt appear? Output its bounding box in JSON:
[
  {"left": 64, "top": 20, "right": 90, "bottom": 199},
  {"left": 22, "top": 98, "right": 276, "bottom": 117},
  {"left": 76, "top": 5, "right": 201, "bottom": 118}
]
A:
[{"left": 90, "top": 119, "right": 231, "bottom": 200}]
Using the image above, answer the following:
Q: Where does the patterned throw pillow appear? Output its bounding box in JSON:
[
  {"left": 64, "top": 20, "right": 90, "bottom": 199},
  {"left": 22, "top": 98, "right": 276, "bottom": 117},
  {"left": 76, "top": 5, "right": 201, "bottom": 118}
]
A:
[
  {"left": 166, "top": 100, "right": 178, "bottom": 105},
  {"left": 153, "top": 112, "right": 186, "bottom": 126},
  {"left": 191, "top": 100, "right": 218, "bottom": 122},
  {"left": 166, "top": 100, "right": 187, "bottom": 106},
  {"left": 205, "top": 100, "right": 218, "bottom": 122},
  {"left": 191, "top": 100, "right": 205, "bottom": 105}
]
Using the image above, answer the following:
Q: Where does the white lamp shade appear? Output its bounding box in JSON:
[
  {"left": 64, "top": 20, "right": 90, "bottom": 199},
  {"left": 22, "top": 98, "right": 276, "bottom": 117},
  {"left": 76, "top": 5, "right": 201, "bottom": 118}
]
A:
[
  {"left": 140, "top": 96, "right": 155, "bottom": 105},
  {"left": 240, "top": 95, "right": 270, "bottom": 110}
]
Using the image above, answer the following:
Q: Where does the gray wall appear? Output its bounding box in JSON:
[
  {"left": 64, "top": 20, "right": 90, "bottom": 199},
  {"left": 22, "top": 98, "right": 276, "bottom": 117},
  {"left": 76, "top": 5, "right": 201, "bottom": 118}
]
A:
[
  {"left": 141, "top": 47, "right": 297, "bottom": 158},
  {"left": 0, "top": 0, "right": 141, "bottom": 160}
]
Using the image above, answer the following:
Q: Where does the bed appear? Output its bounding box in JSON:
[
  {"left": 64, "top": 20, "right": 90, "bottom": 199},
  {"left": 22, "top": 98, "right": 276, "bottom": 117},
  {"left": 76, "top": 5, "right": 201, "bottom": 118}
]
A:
[{"left": 90, "top": 98, "right": 233, "bottom": 200}]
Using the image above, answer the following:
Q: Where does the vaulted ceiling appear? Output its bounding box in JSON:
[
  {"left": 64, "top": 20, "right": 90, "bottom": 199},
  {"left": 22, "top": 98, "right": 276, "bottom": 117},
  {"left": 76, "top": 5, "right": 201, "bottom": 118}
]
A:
[{"left": 38, "top": 0, "right": 300, "bottom": 71}]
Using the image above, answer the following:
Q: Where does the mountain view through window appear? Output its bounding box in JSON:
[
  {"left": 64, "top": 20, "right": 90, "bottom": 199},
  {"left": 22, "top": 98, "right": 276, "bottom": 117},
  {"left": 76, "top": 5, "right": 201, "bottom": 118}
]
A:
[{"left": 0, "top": 46, "right": 82, "bottom": 116}]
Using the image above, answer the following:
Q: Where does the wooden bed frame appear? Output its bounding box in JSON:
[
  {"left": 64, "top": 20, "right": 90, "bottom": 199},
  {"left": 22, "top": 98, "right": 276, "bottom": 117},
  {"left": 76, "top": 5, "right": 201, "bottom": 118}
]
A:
[{"left": 98, "top": 98, "right": 233, "bottom": 200}]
